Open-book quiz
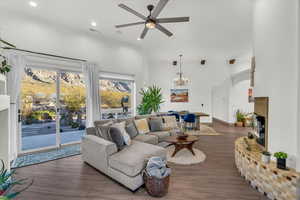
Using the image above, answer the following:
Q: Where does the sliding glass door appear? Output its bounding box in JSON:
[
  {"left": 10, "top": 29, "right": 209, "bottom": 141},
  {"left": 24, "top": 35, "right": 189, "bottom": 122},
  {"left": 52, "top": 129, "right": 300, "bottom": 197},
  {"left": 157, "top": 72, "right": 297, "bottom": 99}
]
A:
[
  {"left": 59, "top": 72, "right": 86, "bottom": 145},
  {"left": 19, "top": 67, "right": 86, "bottom": 153}
]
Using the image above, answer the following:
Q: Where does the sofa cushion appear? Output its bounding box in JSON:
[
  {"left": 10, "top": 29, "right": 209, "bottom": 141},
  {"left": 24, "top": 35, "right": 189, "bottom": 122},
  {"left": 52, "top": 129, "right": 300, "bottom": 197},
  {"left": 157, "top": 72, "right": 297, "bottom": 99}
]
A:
[
  {"left": 114, "top": 117, "right": 135, "bottom": 125},
  {"left": 111, "top": 122, "right": 131, "bottom": 146},
  {"left": 162, "top": 116, "right": 178, "bottom": 130},
  {"left": 86, "top": 127, "right": 99, "bottom": 137},
  {"left": 148, "top": 131, "right": 171, "bottom": 142},
  {"left": 149, "top": 117, "right": 163, "bottom": 132},
  {"left": 135, "top": 115, "right": 154, "bottom": 120},
  {"left": 134, "top": 118, "right": 150, "bottom": 134},
  {"left": 109, "top": 127, "right": 126, "bottom": 151},
  {"left": 126, "top": 122, "right": 139, "bottom": 139},
  {"left": 109, "top": 141, "right": 166, "bottom": 177},
  {"left": 133, "top": 134, "right": 158, "bottom": 145},
  {"left": 95, "top": 121, "right": 113, "bottom": 141},
  {"left": 94, "top": 119, "right": 113, "bottom": 127}
]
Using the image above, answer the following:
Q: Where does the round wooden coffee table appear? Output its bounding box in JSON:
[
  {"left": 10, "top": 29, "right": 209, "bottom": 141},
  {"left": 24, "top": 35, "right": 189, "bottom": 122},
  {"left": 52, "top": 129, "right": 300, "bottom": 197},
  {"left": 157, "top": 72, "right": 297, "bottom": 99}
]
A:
[{"left": 164, "top": 135, "right": 199, "bottom": 157}]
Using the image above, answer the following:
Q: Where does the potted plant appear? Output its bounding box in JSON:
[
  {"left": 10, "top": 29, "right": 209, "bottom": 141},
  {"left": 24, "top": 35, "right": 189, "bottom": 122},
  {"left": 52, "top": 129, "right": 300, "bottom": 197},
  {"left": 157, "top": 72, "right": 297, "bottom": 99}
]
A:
[
  {"left": 0, "top": 160, "right": 33, "bottom": 199},
  {"left": 247, "top": 132, "right": 254, "bottom": 139},
  {"left": 0, "top": 38, "right": 16, "bottom": 75},
  {"left": 235, "top": 110, "right": 245, "bottom": 127},
  {"left": 261, "top": 151, "right": 271, "bottom": 164},
  {"left": 137, "top": 85, "right": 164, "bottom": 115},
  {"left": 274, "top": 152, "right": 288, "bottom": 169}
]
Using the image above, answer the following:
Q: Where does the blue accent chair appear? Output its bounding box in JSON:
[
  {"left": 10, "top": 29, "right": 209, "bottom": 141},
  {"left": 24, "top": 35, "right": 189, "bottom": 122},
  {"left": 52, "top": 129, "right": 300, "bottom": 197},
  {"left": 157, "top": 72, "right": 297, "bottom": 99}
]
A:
[
  {"left": 183, "top": 113, "right": 196, "bottom": 130},
  {"left": 168, "top": 112, "right": 180, "bottom": 122}
]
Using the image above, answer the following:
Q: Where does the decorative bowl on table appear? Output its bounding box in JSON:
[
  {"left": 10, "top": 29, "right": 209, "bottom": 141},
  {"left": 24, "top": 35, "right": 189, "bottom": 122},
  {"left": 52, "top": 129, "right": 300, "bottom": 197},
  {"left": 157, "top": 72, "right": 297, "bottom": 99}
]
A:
[{"left": 177, "top": 134, "right": 188, "bottom": 140}]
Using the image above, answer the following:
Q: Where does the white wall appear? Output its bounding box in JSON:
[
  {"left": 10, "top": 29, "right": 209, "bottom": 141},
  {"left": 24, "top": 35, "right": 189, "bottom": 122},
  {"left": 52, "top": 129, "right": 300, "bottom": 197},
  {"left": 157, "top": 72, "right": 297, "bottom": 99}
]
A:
[
  {"left": 211, "top": 79, "right": 231, "bottom": 122},
  {"left": 148, "top": 58, "right": 232, "bottom": 122},
  {"left": 212, "top": 76, "right": 254, "bottom": 123},
  {"left": 229, "top": 80, "right": 254, "bottom": 123},
  {"left": 253, "top": 0, "right": 299, "bottom": 169},
  {"left": 0, "top": 11, "right": 149, "bottom": 104}
]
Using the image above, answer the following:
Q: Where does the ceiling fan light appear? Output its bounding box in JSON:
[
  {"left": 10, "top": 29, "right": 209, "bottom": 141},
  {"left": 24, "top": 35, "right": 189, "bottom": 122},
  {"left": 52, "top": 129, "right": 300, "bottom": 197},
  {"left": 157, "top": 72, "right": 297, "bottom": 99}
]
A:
[{"left": 146, "top": 21, "right": 156, "bottom": 29}]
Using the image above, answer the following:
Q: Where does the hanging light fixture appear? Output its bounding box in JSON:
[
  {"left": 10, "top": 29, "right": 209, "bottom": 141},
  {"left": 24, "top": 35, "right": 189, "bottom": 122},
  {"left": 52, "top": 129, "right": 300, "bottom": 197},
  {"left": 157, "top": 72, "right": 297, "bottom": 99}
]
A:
[{"left": 173, "top": 54, "right": 190, "bottom": 86}]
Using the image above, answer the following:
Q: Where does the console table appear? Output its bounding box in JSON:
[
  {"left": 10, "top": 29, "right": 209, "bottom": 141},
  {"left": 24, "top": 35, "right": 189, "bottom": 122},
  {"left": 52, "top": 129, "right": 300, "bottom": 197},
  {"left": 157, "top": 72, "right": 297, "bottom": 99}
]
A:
[{"left": 235, "top": 137, "right": 300, "bottom": 200}]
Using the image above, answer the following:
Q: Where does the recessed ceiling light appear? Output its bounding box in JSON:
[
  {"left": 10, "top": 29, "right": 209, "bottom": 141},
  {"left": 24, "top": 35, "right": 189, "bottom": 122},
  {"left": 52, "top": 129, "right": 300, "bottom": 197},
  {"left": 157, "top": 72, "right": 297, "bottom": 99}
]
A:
[
  {"left": 91, "top": 21, "right": 97, "bottom": 27},
  {"left": 29, "top": 1, "right": 38, "bottom": 7},
  {"left": 137, "top": 37, "right": 141, "bottom": 41}
]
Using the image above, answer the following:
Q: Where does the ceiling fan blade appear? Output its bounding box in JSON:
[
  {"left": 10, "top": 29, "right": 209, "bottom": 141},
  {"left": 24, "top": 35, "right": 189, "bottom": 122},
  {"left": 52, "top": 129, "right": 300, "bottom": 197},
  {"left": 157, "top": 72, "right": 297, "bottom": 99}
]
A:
[
  {"left": 155, "top": 24, "right": 173, "bottom": 37},
  {"left": 118, "top": 4, "right": 147, "bottom": 20},
  {"left": 157, "top": 17, "right": 190, "bottom": 23},
  {"left": 115, "top": 22, "right": 145, "bottom": 28},
  {"left": 140, "top": 27, "right": 149, "bottom": 39},
  {"left": 151, "top": 0, "right": 170, "bottom": 18}
]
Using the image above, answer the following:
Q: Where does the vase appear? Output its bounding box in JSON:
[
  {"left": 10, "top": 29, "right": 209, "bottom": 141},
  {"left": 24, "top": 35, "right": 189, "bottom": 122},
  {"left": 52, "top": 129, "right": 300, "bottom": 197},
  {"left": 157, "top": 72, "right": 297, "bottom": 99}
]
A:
[
  {"left": 276, "top": 158, "right": 286, "bottom": 169},
  {"left": 236, "top": 122, "right": 244, "bottom": 127},
  {"left": 261, "top": 154, "right": 271, "bottom": 164}
]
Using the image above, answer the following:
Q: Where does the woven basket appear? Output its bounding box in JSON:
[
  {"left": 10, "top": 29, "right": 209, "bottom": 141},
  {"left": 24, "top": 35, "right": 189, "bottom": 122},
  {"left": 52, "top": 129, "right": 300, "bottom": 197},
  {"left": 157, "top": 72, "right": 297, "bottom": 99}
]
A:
[{"left": 143, "top": 170, "right": 170, "bottom": 197}]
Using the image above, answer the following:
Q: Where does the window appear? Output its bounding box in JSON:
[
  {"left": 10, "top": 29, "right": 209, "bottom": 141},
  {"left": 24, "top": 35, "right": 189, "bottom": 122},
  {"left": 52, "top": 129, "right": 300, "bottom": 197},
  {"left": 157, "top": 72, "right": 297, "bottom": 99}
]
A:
[{"left": 99, "top": 78, "right": 135, "bottom": 119}]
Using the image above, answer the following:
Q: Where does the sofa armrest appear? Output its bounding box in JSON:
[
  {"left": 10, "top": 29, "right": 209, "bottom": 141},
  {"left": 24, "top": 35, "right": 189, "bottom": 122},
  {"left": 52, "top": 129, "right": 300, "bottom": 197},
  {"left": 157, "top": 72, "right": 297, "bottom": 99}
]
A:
[
  {"left": 81, "top": 135, "right": 118, "bottom": 171},
  {"left": 86, "top": 127, "right": 97, "bottom": 136}
]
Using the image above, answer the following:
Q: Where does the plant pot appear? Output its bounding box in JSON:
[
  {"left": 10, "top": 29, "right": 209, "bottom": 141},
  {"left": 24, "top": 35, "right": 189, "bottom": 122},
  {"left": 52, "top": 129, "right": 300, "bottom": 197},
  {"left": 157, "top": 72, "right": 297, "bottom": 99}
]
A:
[
  {"left": 261, "top": 154, "right": 271, "bottom": 164},
  {"left": 236, "top": 122, "right": 244, "bottom": 127},
  {"left": 276, "top": 158, "right": 286, "bottom": 169}
]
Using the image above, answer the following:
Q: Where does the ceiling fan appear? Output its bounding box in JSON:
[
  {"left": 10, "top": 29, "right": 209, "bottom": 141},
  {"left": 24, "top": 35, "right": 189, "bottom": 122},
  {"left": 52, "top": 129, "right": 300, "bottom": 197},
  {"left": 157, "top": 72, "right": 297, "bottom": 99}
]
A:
[{"left": 115, "top": 0, "right": 190, "bottom": 39}]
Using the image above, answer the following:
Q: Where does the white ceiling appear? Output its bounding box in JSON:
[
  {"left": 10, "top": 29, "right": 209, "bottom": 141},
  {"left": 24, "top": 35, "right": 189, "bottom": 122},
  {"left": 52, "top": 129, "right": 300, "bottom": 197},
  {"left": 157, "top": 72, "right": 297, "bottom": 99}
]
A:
[{"left": 0, "top": 0, "right": 254, "bottom": 60}]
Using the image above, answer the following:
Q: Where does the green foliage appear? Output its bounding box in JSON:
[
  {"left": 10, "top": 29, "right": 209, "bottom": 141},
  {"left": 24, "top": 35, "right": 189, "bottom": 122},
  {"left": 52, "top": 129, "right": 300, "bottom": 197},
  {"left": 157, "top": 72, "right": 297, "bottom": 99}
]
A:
[
  {"left": 0, "top": 59, "right": 11, "bottom": 75},
  {"left": 0, "top": 160, "right": 33, "bottom": 199},
  {"left": 0, "top": 38, "right": 15, "bottom": 75},
  {"left": 137, "top": 85, "right": 164, "bottom": 115},
  {"left": 31, "top": 110, "right": 56, "bottom": 121},
  {"left": 236, "top": 110, "right": 246, "bottom": 122},
  {"left": 101, "top": 91, "right": 131, "bottom": 109},
  {"left": 274, "top": 152, "right": 288, "bottom": 159},
  {"left": 63, "top": 93, "right": 86, "bottom": 112},
  {"left": 70, "top": 122, "right": 80, "bottom": 129}
]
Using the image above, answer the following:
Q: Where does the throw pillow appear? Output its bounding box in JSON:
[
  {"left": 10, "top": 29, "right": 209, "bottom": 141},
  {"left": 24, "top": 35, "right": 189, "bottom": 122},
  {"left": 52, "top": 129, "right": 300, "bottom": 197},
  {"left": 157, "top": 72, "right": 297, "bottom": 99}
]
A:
[
  {"left": 95, "top": 121, "right": 113, "bottom": 141},
  {"left": 111, "top": 122, "right": 131, "bottom": 146},
  {"left": 126, "top": 122, "right": 139, "bottom": 139},
  {"left": 109, "top": 127, "right": 126, "bottom": 151},
  {"left": 163, "top": 116, "right": 178, "bottom": 130},
  {"left": 134, "top": 118, "right": 150, "bottom": 134},
  {"left": 149, "top": 117, "right": 163, "bottom": 132}
]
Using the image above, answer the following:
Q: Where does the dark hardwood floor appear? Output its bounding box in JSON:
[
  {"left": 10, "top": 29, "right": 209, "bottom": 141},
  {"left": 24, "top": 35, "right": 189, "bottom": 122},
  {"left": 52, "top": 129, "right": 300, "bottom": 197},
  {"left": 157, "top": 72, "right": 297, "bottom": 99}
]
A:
[{"left": 15, "top": 122, "right": 268, "bottom": 200}]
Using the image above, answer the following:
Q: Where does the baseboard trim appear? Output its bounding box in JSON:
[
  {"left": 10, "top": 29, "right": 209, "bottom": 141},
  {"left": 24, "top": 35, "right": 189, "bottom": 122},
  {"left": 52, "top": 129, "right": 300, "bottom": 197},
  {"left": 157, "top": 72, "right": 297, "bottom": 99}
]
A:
[{"left": 212, "top": 118, "right": 234, "bottom": 127}]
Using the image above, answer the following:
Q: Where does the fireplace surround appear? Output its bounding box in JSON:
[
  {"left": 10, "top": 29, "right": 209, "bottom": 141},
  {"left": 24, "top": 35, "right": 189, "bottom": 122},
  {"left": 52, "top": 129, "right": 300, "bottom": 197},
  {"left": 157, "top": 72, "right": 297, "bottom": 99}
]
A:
[{"left": 253, "top": 97, "right": 269, "bottom": 150}]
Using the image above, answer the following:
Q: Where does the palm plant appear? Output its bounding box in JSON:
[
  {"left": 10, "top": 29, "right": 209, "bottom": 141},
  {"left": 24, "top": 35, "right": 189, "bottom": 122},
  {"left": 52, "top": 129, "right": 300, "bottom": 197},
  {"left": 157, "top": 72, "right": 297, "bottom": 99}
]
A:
[
  {"left": 0, "top": 38, "right": 16, "bottom": 75},
  {"left": 137, "top": 85, "right": 164, "bottom": 115},
  {"left": 0, "top": 160, "right": 33, "bottom": 200},
  {"left": 236, "top": 110, "right": 246, "bottom": 122}
]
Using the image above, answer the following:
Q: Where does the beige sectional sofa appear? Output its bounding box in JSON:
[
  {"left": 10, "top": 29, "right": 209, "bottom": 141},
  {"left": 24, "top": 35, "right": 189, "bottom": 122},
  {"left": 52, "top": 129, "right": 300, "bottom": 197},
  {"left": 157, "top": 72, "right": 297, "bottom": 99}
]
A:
[{"left": 81, "top": 115, "right": 178, "bottom": 191}]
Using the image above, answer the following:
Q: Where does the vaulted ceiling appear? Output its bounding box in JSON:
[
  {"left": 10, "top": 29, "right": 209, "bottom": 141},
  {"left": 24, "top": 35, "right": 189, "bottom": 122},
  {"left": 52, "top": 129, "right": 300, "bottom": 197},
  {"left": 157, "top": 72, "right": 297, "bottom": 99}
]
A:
[{"left": 0, "top": 0, "right": 253, "bottom": 60}]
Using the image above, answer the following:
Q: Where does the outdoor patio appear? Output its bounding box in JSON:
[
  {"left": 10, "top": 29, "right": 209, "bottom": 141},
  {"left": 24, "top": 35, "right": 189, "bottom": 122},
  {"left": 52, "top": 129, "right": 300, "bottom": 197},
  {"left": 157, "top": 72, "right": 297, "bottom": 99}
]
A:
[{"left": 21, "top": 122, "right": 85, "bottom": 151}]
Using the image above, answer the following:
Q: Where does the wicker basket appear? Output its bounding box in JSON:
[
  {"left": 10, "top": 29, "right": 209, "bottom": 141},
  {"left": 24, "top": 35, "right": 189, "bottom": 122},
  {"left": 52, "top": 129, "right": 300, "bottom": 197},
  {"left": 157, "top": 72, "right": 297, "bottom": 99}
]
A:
[{"left": 143, "top": 170, "right": 170, "bottom": 197}]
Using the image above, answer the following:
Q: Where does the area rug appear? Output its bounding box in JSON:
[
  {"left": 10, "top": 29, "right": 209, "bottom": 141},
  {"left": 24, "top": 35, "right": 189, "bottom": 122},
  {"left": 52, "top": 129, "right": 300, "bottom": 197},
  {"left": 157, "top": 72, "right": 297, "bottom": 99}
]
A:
[
  {"left": 166, "top": 146, "right": 206, "bottom": 165},
  {"left": 12, "top": 144, "right": 81, "bottom": 168},
  {"left": 186, "top": 124, "right": 222, "bottom": 136}
]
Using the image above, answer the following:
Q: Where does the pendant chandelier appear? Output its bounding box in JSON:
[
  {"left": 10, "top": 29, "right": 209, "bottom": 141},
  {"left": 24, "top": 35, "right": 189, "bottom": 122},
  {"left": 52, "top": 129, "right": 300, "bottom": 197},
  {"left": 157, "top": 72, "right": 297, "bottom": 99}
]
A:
[{"left": 173, "top": 54, "right": 190, "bottom": 87}]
